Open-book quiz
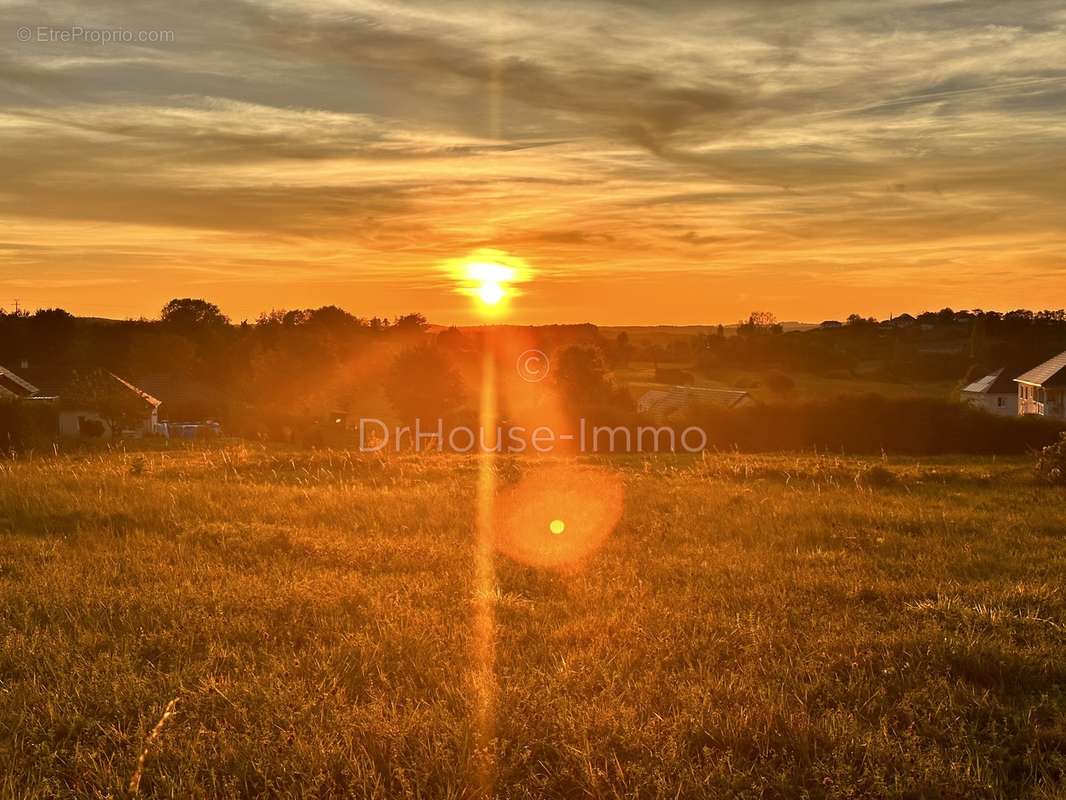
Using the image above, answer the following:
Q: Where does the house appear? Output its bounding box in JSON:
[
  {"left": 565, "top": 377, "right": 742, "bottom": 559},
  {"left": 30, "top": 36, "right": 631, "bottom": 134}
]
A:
[
  {"left": 637, "top": 389, "right": 670, "bottom": 415},
  {"left": 0, "top": 365, "right": 40, "bottom": 399},
  {"left": 960, "top": 367, "right": 1022, "bottom": 415},
  {"left": 879, "top": 314, "right": 917, "bottom": 329},
  {"left": 0, "top": 364, "right": 161, "bottom": 437},
  {"left": 57, "top": 370, "right": 162, "bottom": 437},
  {"left": 1015, "top": 351, "right": 1066, "bottom": 418},
  {"left": 638, "top": 385, "right": 754, "bottom": 423}
]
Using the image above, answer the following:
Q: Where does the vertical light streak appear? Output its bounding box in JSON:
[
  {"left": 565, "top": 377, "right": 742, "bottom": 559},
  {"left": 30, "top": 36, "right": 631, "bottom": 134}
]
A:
[
  {"left": 473, "top": 29, "right": 503, "bottom": 793},
  {"left": 472, "top": 339, "right": 498, "bottom": 795}
]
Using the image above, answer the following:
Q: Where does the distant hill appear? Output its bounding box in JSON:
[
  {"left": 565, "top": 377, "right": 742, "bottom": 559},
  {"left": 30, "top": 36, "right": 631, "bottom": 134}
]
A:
[
  {"left": 601, "top": 322, "right": 817, "bottom": 338},
  {"left": 426, "top": 322, "right": 818, "bottom": 338}
]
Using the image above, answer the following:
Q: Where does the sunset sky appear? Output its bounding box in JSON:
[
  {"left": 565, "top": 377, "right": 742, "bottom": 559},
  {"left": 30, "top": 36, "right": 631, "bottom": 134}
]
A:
[{"left": 1, "top": 0, "right": 1064, "bottom": 324}]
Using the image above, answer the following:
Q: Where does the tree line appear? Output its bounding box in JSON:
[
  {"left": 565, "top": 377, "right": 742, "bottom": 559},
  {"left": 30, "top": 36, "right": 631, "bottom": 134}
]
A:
[{"left": 2, "top": 300, "right": 1065, "bottom": 453}]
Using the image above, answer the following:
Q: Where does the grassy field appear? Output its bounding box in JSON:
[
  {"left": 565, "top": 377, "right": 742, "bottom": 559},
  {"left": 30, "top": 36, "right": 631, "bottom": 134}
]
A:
[
  {"left": 1, "top": 446, "right": 1065, "bottom": 798},
  {"left": 614, "top": 362, "right": 957, "bottom": 403}
]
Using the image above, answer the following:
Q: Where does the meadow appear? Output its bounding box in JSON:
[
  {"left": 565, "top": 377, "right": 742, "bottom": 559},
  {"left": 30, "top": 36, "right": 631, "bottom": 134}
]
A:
[
  {"left": 1, "top": 446, "right": 1065, "bottom": 798},
  {"left": 614, "top": 361, "right": 957, "bottom": 404}
]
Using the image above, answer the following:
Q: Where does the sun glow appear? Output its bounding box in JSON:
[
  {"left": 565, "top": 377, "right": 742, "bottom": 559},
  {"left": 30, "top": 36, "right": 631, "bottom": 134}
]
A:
[
  {"left": 477, "top": 281, "right": 505, "bottom": 306},
  {"left": 467, "top": 262, "right": 513, "bottom": 307},
  {"left": 443, "top": 249, "right": 533, "bottom": 315}
]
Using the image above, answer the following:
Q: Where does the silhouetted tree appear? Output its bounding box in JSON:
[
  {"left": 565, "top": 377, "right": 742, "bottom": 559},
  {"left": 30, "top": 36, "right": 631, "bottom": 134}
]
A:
[
  {"left": 160, "top": 298, "right": 229, "bottom": 328},
  {"left": 385, "top": 344, "right": 465, "bottom": 423},
  {"left": 738, "top": 311, "right": 782, "bottom": 336},
  {"left": 763, "top": 372, "right": 795, "bottom": 397},
  {"left": 392, "top": 313, "right": 429, "bottom": 334},
  {"left": 969, "top": 316, "right": 986, "bottom": 361},
  {"left": 553, "top": 344, "right": 635, "bottom": 422},
  {"left": 437, "top": 327, "right": 468, "bottom": 351},
  {"left": 609, "top": 331, "right": 633, "bottom": 367}
]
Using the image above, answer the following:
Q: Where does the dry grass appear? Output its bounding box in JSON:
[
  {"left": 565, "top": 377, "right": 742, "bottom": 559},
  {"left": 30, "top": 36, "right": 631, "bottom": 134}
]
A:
[{"left": 1, "top": 445, "right": 1064, "bottom": 798}]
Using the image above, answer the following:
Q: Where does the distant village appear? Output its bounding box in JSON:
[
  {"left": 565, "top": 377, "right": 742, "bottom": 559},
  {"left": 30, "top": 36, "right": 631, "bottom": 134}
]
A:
[{"left": 0, "top": 301, "right": 1065, "bottom": 445}]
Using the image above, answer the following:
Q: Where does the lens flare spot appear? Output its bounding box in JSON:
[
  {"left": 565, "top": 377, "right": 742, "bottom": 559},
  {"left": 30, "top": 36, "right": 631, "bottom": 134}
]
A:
[{"left": 494, "top": 466, "right": 623, "bottom": 569}]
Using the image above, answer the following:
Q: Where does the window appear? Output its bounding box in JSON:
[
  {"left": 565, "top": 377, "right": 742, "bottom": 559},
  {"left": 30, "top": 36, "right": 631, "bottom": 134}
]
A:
[{"left": 998, "top": 397, "right": 1005, "bottom": 407}]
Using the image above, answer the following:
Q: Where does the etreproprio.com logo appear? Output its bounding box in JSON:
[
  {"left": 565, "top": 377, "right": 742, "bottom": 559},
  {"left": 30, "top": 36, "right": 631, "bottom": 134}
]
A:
[{"left": 16, "top": 25, "right": 176, "bottom": 44}]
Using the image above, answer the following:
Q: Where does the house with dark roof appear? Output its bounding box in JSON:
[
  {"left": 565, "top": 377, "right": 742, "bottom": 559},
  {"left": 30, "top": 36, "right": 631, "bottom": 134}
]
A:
[
  {"left": 0, "top": 363, "right": 162, "bottom": 438},
  {"left": 960, "top": 367, "right": 1024, "bottom": 416},
  {"left": 0, "top": 365, "right": 39, "bottom": 399},
  {"left": 637, "top": 385, "right": 753, "bottom": 423},
  {"left": 1015, "top": 351, "right": 1066, "bottom": 419},
  {"left": 880, "top": 313, "right": 917, "bottom": 329}
]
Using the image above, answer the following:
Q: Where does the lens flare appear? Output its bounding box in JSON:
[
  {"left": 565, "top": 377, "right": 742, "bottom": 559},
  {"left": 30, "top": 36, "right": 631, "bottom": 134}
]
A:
[
  {"left": 467, "top": 263, "right": 511, "bottom": 308},
  {"left": 477, "top": 281, "right": 505, "bottom": 306},
  {"left": 494, "top": 466, "right": 623, "bottom": 569},
  {"left": 466, "top": 261, "right": 515, "bottom": 285},
  {"left": 442, "top": 249, "right": 533, "bottom": 316}
]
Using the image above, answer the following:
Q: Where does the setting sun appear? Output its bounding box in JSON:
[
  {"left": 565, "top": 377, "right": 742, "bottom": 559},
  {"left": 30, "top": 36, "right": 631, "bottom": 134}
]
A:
[
  {"left": 5, "top": 2, "right": 1066, "bottom": 795},
  {"left": 476, "top": 281, "right": 505, "bottom": 306},
  {"left": 444, "top": 249, "right": 533, "bottom": 314},
  {"left": 467, "top": 262, "right": 513, "bottom": 307}
]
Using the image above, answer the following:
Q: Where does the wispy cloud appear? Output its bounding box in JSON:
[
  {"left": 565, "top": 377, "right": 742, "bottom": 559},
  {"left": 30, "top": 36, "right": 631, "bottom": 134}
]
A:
[{"left": 0, "top": 0, "right": 1063, "bottom": 321}]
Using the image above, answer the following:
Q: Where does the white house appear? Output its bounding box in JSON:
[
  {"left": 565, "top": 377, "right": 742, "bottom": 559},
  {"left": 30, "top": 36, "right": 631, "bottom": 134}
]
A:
[
  {"left": 638, "top": 385, "right": 753, "bottom": 423},
  {"left": 0, "top": 364, "right": 161, "bottom": 437},
  {"left": 1015, "top": 351, "right": 1066, "bottom": 419},
  {"left": 960, "top": 368, "right": 1020, "bottom": 416},
  {"left": 57, "top": 372, "right": 161, "bottom": 437}
]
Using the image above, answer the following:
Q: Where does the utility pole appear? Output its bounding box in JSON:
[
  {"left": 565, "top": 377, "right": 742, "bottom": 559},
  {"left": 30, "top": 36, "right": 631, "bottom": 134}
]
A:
[{"left": 12, "top": 298, "right": 19, "bottom": 314}]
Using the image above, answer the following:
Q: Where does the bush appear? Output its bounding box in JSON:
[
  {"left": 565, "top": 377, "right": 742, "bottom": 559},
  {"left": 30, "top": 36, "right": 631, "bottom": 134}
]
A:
[
  {"left": 684, "top": 395, "right": 1066, "bottom": 455},
  {"left": 1036, "top": 432, "right": 1066, "bottom": 485},
  {"left": 0, "top": 401, "right": 57, "bottom": 452},
  {"left": 763, "top": 372, "right": 795, "bottom": 397},
  {"left": 856, "top": 464, "right": 899, "bottom": 488}
]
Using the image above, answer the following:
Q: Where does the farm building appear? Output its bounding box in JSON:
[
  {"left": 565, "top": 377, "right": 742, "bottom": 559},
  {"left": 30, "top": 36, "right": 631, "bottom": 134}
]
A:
[
  {"left": 1015, "top": 351, "right": 1066, "bottom": 419},
  {"left": 960, "top": 367, "right": 1023, "bottom": 416},
  {"left": 638, "top": 385, "right": 753, "bottom": 423}
]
